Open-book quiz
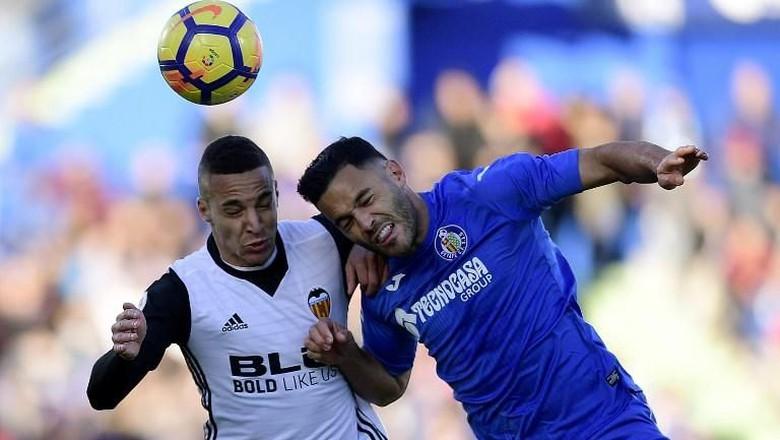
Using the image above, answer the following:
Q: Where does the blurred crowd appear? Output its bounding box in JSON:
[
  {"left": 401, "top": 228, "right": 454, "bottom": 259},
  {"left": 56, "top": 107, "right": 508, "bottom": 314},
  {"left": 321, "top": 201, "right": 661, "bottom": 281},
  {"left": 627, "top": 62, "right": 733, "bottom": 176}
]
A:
[{"left": 2, "top": 48, "right": 780, "bottom": 439}]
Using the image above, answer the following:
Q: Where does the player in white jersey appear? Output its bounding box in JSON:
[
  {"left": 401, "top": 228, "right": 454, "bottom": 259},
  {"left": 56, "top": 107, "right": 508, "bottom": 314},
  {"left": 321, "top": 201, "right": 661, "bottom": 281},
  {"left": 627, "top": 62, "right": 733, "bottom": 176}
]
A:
[{"left": 87, "top": 135, "right": 387, "bottom": 440}]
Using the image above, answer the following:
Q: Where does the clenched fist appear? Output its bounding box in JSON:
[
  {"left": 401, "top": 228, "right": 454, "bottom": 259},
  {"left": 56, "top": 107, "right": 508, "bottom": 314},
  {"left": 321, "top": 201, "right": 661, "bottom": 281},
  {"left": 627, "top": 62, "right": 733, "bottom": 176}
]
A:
[{"left": 111, "top": 302, "right": 147, "bottom": 360}]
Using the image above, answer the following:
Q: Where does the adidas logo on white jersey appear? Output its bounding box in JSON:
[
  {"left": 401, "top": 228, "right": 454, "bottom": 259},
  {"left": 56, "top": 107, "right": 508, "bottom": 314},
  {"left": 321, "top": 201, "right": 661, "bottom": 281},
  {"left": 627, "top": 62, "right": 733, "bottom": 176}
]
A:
[{"left": 222, "top": 313, "right": 249, "bottom": 332}]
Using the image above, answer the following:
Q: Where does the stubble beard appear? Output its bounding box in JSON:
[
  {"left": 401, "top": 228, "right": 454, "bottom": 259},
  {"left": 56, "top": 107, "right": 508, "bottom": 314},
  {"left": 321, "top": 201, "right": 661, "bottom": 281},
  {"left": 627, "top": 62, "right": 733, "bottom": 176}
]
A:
[{"left": 390, "top": 187, "right": 419, "bottom": 257}]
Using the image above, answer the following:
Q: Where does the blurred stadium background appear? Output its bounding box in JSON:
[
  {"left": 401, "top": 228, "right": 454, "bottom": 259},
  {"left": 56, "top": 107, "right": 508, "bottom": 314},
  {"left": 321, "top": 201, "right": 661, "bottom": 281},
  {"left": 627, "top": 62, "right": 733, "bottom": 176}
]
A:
[{"left": 1, "top": 0, "right": 780, "bottom": 438}]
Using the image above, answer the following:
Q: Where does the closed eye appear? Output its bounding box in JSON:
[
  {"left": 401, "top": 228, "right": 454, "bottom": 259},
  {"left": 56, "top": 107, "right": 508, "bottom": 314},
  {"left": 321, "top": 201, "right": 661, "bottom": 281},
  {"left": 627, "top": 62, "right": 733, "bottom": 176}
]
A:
[{"left": 340, "top": 217, "right": 354, "bottom": 231}]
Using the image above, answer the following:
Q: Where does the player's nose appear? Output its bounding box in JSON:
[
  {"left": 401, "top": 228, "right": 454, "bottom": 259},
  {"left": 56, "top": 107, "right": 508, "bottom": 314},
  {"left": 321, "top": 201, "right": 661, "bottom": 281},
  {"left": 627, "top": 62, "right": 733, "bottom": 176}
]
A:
[
  {"left": 354, "top": 210, "right": 374, "bottom": 233},
  {"left": 244, "top": 208, "right": 263, "bottom": 232}
]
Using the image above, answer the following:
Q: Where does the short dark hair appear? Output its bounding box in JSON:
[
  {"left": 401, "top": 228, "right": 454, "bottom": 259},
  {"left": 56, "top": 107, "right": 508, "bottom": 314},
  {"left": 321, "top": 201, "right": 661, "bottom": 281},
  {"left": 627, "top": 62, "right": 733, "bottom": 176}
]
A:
[
  {"left": 198, "top": 135, "right": 272, "bottom": 194},
  {"left": 297, "top": 136, "right": 386, "bottom": 205}
]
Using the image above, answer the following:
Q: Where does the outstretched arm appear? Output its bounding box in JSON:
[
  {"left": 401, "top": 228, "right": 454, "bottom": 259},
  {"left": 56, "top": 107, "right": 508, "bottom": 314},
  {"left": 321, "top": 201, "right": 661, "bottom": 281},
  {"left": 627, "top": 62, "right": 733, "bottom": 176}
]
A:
[
  {"left": 579, "top": 141, "right": 708, "bottom": 191},
  {"left": 305, "top": 318, "right": 410, "bottom": 406}
]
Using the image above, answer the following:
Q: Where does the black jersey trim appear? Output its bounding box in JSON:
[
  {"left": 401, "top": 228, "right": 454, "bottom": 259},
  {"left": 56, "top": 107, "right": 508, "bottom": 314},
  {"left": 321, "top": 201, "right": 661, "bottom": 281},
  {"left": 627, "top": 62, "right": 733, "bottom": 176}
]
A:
[
  {"left": 357, "top": 425, "right": 377, "bottom": 440},
  {"left": 357, "top": 407, "right": 387, "bottom": 440},
  {"left": 206, "top": 233, "right": 288, "bottom": 296},
  {"left": 313, "top": 214, "right": 354, "bottom": 266},
  {"left": 182, "top": 345, "right": 218, "bottom": 439},
  {"left": 313, "top": 214, "right": 355, "bottom": 300}
]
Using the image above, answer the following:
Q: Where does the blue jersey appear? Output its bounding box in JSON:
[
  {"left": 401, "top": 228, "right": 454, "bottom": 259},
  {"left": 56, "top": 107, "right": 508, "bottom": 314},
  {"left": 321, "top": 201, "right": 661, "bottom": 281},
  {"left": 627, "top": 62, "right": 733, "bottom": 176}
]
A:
[{"left": 362, "top": 149, "right": 650, "bottom": 439}]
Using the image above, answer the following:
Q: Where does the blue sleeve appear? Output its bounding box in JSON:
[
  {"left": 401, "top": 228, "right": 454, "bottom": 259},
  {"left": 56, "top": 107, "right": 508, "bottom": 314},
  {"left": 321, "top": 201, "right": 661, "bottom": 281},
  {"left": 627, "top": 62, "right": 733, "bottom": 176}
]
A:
[
  {"left": 361, "top": 298, "right": 417, "bottom": 377},
  {"left": 471, "top": 148, "right": 583, "bottom": 220}
]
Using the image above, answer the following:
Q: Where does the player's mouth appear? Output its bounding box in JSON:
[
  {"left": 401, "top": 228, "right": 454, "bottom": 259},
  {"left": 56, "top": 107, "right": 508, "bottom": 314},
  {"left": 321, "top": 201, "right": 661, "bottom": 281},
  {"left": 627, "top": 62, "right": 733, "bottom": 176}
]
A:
[
  {"left": 373, "top": 223, "right": 395, "bottom": 247},
  {"left": 244, "top": 238, "right": 270, "bottom": 253}
]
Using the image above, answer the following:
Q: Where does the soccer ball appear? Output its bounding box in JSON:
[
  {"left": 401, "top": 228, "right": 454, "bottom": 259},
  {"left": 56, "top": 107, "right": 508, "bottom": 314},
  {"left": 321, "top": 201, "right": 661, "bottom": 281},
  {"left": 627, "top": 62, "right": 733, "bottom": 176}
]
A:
[{"left": 157, "top": 0, "right": 263, "bottom": 105}]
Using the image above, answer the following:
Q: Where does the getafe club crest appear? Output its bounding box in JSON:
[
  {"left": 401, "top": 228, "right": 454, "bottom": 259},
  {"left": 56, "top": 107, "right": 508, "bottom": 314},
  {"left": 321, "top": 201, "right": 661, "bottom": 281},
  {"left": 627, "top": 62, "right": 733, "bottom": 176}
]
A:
[
  {"left": 307, "top": 287, "right": 331, "bottom": 318},
  {"left": 435, "top": 224, "right": 468, "bottom": 261}
]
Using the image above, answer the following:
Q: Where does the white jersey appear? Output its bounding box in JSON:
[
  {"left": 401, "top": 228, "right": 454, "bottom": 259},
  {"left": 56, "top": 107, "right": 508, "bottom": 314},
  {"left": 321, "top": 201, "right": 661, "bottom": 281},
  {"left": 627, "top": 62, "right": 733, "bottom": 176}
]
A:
[{"left": 158, "top": 219, "right": 385, "bottom": 439}]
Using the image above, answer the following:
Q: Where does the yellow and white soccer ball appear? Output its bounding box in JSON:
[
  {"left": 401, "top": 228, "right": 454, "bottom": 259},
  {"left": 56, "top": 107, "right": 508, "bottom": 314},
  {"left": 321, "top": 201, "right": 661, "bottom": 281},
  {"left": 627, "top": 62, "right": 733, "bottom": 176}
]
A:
[{"left": 158, "top": 0, "right": 263, "bottom": 105}]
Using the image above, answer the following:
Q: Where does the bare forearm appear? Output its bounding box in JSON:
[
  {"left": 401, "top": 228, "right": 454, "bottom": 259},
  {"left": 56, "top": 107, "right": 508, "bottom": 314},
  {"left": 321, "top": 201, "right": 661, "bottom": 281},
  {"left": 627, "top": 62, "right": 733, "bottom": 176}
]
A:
[
  {"left": 580, "top": 141, "right": 671, "bottom": 189},
  {"left": 306, "top": 318, "right": 409, "bottom": 405},
  {"left": 338, "top": 347, "right": 408, "bottom": 406}
]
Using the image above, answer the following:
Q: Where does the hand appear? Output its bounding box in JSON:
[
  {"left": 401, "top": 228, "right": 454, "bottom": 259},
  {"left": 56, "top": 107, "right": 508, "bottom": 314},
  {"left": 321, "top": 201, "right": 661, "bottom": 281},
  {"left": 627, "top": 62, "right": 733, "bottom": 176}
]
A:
[
  {"left": 304, "top": 318, "right": 358, "bottom": 366},
  {"left": 345, "top": 245, "right": 389, "bottom": 298},
  {"left": 111, "top": 302, "right": 147, "bottom": 360},
  {"left": 656, "top": 145, "right": 708, "bottom": 190}
]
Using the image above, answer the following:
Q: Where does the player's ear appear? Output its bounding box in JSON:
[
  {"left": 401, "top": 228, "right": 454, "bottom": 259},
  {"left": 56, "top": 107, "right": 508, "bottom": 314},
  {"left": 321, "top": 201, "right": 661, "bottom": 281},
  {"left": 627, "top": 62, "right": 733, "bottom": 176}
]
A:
[
  {"left": 386, "top": 160, "right": 407, "bottom": 186},
  {"left": 197, "top": 197, "right": 212, "bottom": 224},
  {"left": 274, "top": 180, "right": 279, "bottom": 207}
]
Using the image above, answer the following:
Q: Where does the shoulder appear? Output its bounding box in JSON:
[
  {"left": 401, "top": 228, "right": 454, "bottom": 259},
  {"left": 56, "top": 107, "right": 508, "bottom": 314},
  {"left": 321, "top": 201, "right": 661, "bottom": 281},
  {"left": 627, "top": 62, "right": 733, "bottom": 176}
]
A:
[
  {"left": 277, "top": 218, "right": 331, "bottom": 245},
  {"left": 431, "top": 168, "right": 474, "bottom": 194},
  {"left": 429, "top": 155, "right": 534, "bottom": 199},
  {"left": 278, "top": 218, "right": 349, "bottom": 267},
  {"left": 139, "top": 269, "right": 191, "bottom": 346},
  {"left": 170, "top": 243, "right": 211, "bottom": 278},
  {"left": 468, "top": 152, "right": 537, "bottom": 187},
  {"left": 146, "top": 269, "right": 186, "bottom": 294},
  {"left": 141, "top": 269, "right": 190, "bottom": 315},
  {"left": 280, "top": 217, "right": 353, "bottom": 262}
]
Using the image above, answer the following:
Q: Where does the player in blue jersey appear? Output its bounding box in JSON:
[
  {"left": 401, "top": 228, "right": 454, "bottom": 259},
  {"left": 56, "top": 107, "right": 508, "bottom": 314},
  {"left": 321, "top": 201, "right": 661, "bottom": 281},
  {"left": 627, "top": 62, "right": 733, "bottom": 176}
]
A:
[{"left": 297, "top": 137, "right": 707, "bottom": 439}]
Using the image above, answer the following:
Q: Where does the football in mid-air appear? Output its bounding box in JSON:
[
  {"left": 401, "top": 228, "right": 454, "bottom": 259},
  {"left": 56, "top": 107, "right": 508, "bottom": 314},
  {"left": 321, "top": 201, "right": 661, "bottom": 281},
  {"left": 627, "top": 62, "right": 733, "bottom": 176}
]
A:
[{"left": 157, "top": 0, "right": 262, "bottom": 105}]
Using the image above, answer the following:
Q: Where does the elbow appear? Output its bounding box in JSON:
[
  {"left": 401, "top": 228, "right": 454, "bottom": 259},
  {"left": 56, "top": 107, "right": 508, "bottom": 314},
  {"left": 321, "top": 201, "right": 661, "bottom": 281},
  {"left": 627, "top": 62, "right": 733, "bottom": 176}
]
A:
[
  {"left": 91, "top": 402, "right": 118, "bottom": 411},
  {"left": 373, "top": 390, "right": 404, "bottom": 407},
  {"left": 88, "top": 395, "right": 118, "bottom": 411},
  {"left": 374, "top": 398, "right": 397, "bottom": 407},
  {"left": 372, "top": 370, "right": 410, "bottom": 406},
  {"left": 87, "top": 384, "right": 119, "bottom": 410}
]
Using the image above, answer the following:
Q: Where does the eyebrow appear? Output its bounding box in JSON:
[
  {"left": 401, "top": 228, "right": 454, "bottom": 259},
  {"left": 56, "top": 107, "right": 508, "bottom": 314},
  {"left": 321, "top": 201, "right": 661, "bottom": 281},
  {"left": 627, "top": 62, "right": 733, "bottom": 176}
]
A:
[
  {"left": 220, "top": 190, "right": 273, "bottom": 208},
  {"left": 221, "top": 200, "right": 243, "bottom": 208},
  {"left": 334, "top": 187, "right": 370, "bottom": 226}
]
